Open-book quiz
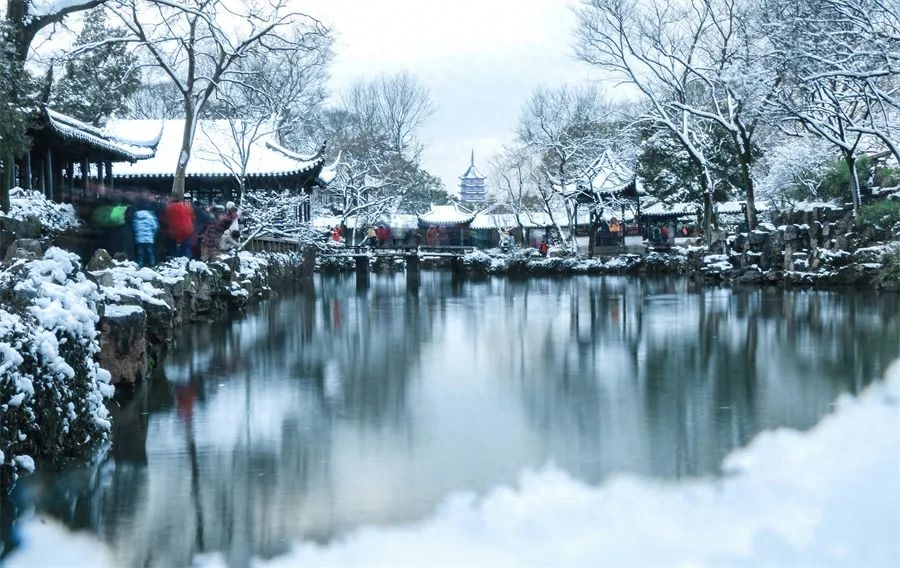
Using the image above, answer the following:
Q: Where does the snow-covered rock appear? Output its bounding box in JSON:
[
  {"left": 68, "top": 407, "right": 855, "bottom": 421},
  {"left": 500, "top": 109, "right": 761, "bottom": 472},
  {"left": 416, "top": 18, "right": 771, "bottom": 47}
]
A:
[{"left": 0, "top": 248, "right": 113, "bottom": 491}]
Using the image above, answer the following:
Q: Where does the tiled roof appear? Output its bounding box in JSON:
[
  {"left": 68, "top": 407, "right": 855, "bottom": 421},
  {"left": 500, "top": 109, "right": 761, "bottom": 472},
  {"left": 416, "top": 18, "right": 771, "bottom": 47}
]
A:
[
  {"left": 46, "top": 109, "right": 158, "bottom": 163},
  {"left": 418, "top": 204, "right": 476, "bottom": 226},
  {"left": 105, "top": 119, "right": 325, "bottom": 179}
]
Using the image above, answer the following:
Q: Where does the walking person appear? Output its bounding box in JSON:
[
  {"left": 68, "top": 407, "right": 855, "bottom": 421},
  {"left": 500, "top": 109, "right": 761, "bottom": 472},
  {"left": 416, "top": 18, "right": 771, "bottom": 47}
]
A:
[
  {"left": 163, "top": 196, "right": 196, "bottom": 258},
  {"left": 132, "top": 208, "right": 159, "bottom": 268},
  {"left": 200, "top": 204, "right": 226, "bottom": 260},
  {"left": 365, "top": 226, "right": 377, "bottom": 248}
]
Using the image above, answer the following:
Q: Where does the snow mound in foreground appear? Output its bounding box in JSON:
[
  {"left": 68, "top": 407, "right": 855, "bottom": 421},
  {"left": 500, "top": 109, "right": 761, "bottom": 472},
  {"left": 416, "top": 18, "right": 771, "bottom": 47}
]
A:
[{"left": 9, "top": 362, "right": 900, "bottom": 567}]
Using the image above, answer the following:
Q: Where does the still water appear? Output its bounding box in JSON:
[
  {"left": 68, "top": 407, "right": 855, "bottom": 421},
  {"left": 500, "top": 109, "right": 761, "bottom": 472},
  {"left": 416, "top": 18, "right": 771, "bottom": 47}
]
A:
[{"left": 7, "top": 274, "right": 900, "bottom": 565}]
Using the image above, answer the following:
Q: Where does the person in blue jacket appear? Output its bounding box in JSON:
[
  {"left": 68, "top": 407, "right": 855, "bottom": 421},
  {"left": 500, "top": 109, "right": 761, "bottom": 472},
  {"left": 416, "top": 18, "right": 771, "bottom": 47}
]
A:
[{"left": 132, "top": 208, "right": 160, "bottom": 267}]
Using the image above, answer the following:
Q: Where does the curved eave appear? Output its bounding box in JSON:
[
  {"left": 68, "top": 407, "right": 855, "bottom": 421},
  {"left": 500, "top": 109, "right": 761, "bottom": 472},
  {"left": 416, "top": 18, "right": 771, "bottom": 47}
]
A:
[
  {"left": 112, "top": 165, "right": 322, "bottom": 179},
  {"left": 46, "top": 110, "right": 156, "bottom": 163},
  {"left": 417, "top": 216, "right": 476, "bottom": 226}
]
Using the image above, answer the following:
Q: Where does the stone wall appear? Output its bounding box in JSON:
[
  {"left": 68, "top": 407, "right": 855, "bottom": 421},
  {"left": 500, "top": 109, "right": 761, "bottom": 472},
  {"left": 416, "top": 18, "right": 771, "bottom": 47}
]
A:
[{"left": 3, "top": 244, "right": 311, "bottom": 385}]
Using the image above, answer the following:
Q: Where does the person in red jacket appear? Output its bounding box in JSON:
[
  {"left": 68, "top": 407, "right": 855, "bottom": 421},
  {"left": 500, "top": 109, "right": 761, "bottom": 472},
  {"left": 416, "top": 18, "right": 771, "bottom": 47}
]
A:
[{"left": 163, "top": 196, "right": 196, "bottom": 258}]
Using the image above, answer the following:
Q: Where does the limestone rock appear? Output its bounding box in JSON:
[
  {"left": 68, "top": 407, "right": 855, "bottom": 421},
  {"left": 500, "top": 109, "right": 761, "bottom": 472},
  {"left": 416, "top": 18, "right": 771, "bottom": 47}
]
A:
[
  {"left": 86, "top": 249, "right": 114, "bottom": 271},
  {"left": 4, "top": 238, "right": 43, "bottom": 262},
  {"left": 98, "top": 304, "right": 148, "bottom": 384},
  {"left": 783, "top": 224, "right": 799, "bottom": 242},
  {"left": 0, "top": 215, "right": 42, "bottom": 239}
]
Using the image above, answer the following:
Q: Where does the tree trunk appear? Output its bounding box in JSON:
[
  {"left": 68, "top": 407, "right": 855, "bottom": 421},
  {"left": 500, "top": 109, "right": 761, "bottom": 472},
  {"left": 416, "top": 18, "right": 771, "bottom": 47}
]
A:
[
  {"left": 695, "top": 162, "right": 717, "bottom": 245},
  {"left": 172, "top": 105, "right": 196, "bottom": 199},
  {"left": 739, "top": 149, "right": 757, "bottom": 231},
  {"left": 844, "top": 151, "right": 860, "bottom": 217},
  {"left": 1, "top": 154, "right": 12, "bottom": 213}
]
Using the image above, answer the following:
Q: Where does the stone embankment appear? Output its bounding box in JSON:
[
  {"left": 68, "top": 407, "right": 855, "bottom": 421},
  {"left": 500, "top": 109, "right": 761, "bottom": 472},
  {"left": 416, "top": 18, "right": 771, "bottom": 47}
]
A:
[
  {"left": 1, "top": 240, "right": 307, "bottom": 490},
  {"left": 700, "top": 219, "right": 900, "bottom": 290},
  {"left": 82, "top": 249, "right": 307, "bottom": 380},
  {"left": 451, "top": 218, "right": 898, "bottom": 291}
]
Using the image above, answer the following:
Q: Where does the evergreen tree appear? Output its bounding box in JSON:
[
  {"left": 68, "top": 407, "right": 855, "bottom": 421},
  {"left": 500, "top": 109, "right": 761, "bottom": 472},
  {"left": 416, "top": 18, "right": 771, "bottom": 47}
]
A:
[
  {"left": 51, "top": 9, "right": 140, "bottom": 126},
  {"left": 636, "top": 123, "right": 758, "bottom": 205},
  {"left": 0, "top": 21, "right": 36, "bottom": 212}
]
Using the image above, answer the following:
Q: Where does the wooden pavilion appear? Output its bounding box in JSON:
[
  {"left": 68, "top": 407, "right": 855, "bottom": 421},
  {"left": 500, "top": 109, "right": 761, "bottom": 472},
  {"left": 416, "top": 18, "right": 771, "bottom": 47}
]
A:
[
  {"left": 14, "top": 108, "right": 159, "bottom": 201},
  {"left": 105, "top": 119, "right": 332, "bottom": 220}
]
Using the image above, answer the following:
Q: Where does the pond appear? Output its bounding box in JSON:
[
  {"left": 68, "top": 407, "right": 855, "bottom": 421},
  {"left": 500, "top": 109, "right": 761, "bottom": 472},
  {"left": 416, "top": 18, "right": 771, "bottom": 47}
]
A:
[{"left": 5, "top": 274, "right": 900, "bottom": 566}]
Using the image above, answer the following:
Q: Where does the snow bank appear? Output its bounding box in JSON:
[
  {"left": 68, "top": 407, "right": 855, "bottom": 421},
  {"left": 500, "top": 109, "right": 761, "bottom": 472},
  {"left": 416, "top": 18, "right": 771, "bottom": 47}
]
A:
[
  {"left": 1, "top": 187, "right": 81, "bottom": 233},
  {"left": 8, "top": 362, "right": 900, "bottom": 566}
]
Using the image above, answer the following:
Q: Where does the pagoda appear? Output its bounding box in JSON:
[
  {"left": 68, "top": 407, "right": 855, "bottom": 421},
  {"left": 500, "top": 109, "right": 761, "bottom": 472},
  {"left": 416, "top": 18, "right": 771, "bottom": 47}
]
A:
[{"left": 458, "top": 150, "right": 486, "bottom": 203}]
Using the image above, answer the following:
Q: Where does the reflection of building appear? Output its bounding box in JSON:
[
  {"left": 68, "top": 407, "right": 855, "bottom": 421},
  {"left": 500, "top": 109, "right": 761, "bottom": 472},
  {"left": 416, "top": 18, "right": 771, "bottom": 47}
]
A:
[{"left": 458, "top": 150, "right": 486, "bottom": 204}]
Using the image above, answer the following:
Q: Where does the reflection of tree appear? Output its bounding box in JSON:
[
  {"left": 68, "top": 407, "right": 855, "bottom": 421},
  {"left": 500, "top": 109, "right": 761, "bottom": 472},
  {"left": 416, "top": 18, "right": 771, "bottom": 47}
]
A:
[
  {"left": 493, "top": 278, "right": 900, "bottom": 482},
  {"left": 24, "top": 273, "right": 442, "bottom": 566},
  {"left": 14, "top": 275, "right": 900, "bottom": 566}
]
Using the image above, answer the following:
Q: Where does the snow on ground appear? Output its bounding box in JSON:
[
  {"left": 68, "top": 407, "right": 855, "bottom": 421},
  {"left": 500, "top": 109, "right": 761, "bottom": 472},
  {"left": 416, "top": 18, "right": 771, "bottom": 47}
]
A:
[
  {"left": 7, "top": 361, "right": 900, "bottom": 567},
  {"left": 1, "top": 188, "right": 80, "bottom": 233}
]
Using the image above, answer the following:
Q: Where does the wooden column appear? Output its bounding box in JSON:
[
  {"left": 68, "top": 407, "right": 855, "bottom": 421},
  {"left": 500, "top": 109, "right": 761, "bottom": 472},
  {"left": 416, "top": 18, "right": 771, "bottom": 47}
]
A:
[
  {"left": 24, "top": 151, "right": 32, "bottom": 190},
  {"left": 82, "top": 159, "right": 90, "bottom": 194},
  {"left": 405, "top": 254, "right": 420, "bottom": 291},
  {"left": 38, "top": 157, "right": 45, "bottom": 195},
  {"left": 66, "top": 162, "right": 75, "bottom": 202},
  {"left": 46, "top": 149, "right": 54, "bottom": 200},
  {"left": 355, "top": 256, "right": 369, "bottom": 289}
]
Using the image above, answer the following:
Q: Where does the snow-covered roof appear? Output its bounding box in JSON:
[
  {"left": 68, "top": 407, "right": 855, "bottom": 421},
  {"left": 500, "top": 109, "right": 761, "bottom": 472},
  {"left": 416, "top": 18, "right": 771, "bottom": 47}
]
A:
[
  {"left": 586, "top": 150, "right": 640, "bottom": 195},
  {"left": 459, "top": 150, "right": 485, "bottom": 180},
  {"left": 418, "top": 204, "right": 476, "bottom": 226},
  {"left": 460, "top": 163, "right": 485, "bottom": 179},
  {"left": 318, "top": 152, "right": 341, "bottom": 185},
  {"left": 105, "top": 119, "right": 325, "bottom": 179},
  {"left": 553, "top": 150, "right": 642, "bottom": 199},
  {"left": 716, "top": 201, "right": 770, "bottom": 214},
  {"left": 641, "top": 201, "right": 701, "bottom": 218},
  {"left": 641, "top": 200, "right": 769, "bottom": 218},
  {"left": 45, "top": 109, "right": 158, "bottom": 163},
  {"left": 311, "top": 215, "right": 342, "bottom": 229},
  {"left": 390, "top": 214, "right": 419, "bottom": 230}
]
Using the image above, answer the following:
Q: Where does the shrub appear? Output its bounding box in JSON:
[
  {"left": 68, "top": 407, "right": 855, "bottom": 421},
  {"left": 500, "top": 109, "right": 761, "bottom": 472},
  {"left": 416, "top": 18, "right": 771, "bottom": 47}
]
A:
[
  {"left": 873, "top": 166, "right": 899, "bottom": 189},
  {"left": 820, "top": 155, "right": 872, "bottom": 201},
  {"left": 856, "top": 200, "right": 900, "bottom": 231}
]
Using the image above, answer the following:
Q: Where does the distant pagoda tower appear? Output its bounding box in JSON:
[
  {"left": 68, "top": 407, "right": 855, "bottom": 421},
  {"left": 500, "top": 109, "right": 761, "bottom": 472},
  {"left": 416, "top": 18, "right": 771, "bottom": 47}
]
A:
[{"left": 459, "top": 150, "right": 486, "bottom": 203}]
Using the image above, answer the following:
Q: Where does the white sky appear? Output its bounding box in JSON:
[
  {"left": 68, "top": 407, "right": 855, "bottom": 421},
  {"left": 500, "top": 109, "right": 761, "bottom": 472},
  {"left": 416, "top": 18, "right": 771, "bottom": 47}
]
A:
[{"left": 305, "top": 0, "right": 607, "bottom": 196}]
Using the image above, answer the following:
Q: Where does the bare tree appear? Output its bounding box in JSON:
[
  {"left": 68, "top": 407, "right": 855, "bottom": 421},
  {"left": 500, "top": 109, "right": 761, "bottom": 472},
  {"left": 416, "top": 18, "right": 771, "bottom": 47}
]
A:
[
  {"left": 308, "top": 74, "right": 439, "bottom": 239},
  {"left": 202, "top": 34, "right": 332, "bottom": 202},
  {"left": 342, "top": 72, "right": 434, "bottom": 163},
  {"left": 761, "top": 0, "right": 900, "bottom": 214},
  {"left": 5, "top": 0, "right": 110, "bottom": 61},
  {"left": 109, "top": 0, "right": 330, "bottom": 199},
  {"left": 127, "top": 78, "right": 183, "bottom": 119},
  {"left": 489, "top": 145, "right": 538, "bottom": 238},
  {"left": 576, "top": 0, "right": 721, "bottom": 238},
  {"left": 516, "top": 84, "right": 627, "bottom": 252}
]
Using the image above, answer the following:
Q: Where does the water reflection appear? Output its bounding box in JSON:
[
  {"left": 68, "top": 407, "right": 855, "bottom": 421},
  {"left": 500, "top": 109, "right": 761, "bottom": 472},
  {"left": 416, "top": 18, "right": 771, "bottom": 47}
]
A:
[{"left": 9, "top": 274, "right": 899, "bottom": 566}]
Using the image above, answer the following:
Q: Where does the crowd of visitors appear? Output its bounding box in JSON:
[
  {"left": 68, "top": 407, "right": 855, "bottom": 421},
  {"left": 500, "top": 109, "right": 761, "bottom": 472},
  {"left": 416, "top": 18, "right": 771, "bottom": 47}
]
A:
[{"left": 79, "top": 188, "right": 242, "bottom": 268}]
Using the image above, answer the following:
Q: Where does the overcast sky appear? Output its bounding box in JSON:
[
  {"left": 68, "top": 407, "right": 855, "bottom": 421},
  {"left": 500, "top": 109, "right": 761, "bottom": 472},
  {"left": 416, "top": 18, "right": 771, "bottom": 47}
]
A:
[{"left": 307, "top": 0, "right": 603, "bottom": 196}]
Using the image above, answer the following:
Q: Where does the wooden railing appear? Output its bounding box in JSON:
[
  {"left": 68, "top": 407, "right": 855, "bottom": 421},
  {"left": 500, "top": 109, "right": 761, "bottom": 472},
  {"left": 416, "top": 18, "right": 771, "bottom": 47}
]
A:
[{"left": 245, "top": 236, "right": 301, "bottom": 253}]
